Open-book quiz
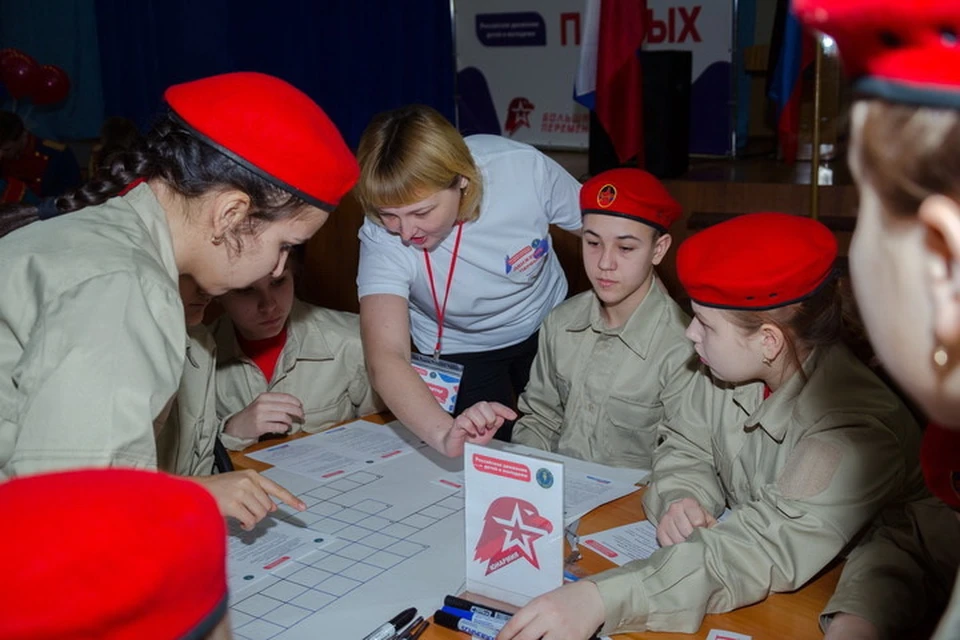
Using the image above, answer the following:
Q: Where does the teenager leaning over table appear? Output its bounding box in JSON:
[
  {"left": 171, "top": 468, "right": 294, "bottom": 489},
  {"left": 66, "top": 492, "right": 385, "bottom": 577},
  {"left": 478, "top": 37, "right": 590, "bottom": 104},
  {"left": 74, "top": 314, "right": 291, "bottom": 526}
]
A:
[
  {"left": 210, "top": 249, "right": 383, "bottom": 452},
  {"left": 0, "top": 72, "right": 358, "bottom": 530},
  {"left": 791, "top": 2, "right": 960, "bottom": 639},
  {"left": 499, "top": 212, "right": 926, "bottom": 640},
  {"left": 511, "top": 168, "right": 697, "bottom": 468},
  {"left": 354, "top": 104, "right": 582, "bottom": 456}
]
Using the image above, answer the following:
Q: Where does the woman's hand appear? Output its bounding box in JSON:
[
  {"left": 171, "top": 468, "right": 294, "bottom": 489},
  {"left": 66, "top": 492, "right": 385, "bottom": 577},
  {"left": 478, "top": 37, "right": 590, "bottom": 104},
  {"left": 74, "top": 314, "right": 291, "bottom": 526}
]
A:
[
  {"left": 497, "top": 581, "right": 605, "bottom": 640},
  {"left": 224, "top": 392, "right": 304, "bottom": 441},
  {"left": 441, "top": 401, "right": 517, "bottom": 457},
  {"left": 191, "top": 469, "right": 306, "bottom": 530},
  {"left": 656, "top": 497, "right": 717, "bottom": 546}
]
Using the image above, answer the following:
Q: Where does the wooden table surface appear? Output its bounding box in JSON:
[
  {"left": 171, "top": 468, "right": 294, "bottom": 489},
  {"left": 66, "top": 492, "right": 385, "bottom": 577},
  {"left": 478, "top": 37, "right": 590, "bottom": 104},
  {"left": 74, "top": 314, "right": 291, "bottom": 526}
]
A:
[{"left": 231, "top": 416, "right": 841, "bottom": 640}]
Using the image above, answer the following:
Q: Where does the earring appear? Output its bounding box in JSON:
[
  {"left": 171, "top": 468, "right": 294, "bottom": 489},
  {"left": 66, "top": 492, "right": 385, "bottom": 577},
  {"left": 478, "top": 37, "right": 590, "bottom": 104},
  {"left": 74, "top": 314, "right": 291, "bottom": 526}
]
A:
[
  {"left": 762, "top": 356, "right": 773, "bottom": 366},
  {"left": 211, "top": 234, "right": 225, "bottom": 246},
  {"left": 933, "top": 344, "right": 950, "bottom": 369}
]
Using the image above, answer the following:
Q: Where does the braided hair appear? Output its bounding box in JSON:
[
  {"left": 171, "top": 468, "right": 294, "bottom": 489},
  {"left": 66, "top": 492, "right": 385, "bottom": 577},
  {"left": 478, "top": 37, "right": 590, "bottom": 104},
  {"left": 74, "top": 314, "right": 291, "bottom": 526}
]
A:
[{"left": 1, "top": 112, "right": 311, "bottom": 244}]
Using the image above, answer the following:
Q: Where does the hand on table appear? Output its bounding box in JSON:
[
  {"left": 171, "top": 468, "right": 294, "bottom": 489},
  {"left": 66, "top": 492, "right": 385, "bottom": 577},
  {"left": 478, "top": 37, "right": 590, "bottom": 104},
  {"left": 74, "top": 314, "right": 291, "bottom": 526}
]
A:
[
  {"left": 497, "top": 580, "right": 605, "bottom": 640},
  {"left": 192, "top": 469, "right": 306, "bottom": 530},
  {"left": 656, "top": 497, "right": 717, "bottom": 546},
  {"left": 224, "top": 392, "right": 304, "bottom": 441},
  {"left": 823, "top": 613, "right": 880, "bottom": 640},
  {"left": 441, "top": 401, "right": 517, "bottom": 457}
]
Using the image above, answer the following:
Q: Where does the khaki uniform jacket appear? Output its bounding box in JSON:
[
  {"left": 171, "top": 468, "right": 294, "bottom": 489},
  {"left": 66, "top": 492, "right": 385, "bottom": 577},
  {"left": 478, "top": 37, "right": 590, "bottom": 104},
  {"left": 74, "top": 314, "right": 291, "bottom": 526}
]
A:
[
  {"left": 591, "top": 344, "right": 926, "bottom": 635},
  {"left": 156, "top": 326, "right": 219, "bottom": 476},
  {"left": 212, "top": 300, "right": 383, "bottom": 451},
  {"left": 0, "top": 184, "right": 184, "bottom": 479},
  {"left": 933, "top": 574, "right": 960, "bottom": 640},
  {"left": 513, "top": 281, "right": 697, "bottom": 468},
  {"left": 822, "top": 495, "right": 960, "bottom": 638}
]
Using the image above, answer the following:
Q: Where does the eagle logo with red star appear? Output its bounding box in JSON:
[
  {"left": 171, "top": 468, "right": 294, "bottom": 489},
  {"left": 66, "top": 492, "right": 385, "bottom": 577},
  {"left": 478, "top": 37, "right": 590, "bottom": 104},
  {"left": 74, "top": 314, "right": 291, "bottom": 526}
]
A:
[
  {"left": 597, "top": 184, "right": 617, "bottom": 208},
  {"left": 504, "top": 97, "right": 535, "bottom": 136},
  {"left": 473, "top": 497, "right": 554, "bottom": 575}
]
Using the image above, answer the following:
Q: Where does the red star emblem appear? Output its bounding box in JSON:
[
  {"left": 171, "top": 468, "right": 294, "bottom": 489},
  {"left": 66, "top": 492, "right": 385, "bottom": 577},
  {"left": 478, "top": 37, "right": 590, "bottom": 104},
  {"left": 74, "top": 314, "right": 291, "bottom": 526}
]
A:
[{"left": 474, "top": 497, "right": 553, "bottom": 576}]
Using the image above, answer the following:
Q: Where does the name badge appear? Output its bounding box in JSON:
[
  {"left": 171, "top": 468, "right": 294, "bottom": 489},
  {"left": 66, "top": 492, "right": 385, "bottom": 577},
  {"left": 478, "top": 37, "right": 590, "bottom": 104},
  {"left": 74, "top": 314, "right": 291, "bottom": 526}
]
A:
[{"left": 411, "top": 353, "right": 464, "bottom": 414}]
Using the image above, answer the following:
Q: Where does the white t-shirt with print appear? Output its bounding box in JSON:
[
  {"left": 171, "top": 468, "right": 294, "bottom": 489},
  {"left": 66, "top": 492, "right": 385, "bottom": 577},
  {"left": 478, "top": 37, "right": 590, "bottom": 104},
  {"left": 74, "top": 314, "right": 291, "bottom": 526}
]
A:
[{"left": 357, "top": 134, "right": 582, "bottom": 354}]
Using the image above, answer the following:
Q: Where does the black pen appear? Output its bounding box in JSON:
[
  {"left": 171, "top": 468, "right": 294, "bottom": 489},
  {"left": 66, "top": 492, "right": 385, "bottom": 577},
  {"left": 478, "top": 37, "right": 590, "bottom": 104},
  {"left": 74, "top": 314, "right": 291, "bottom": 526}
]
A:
[
  {"left": 392, "top": 615, "right": 423, "bottom": 640},
  {"left": 409, "top": 619, "right": 430, "bottom": 640},
  {"left": 362, "top": 607, "right": 417, "bottom": 640}
]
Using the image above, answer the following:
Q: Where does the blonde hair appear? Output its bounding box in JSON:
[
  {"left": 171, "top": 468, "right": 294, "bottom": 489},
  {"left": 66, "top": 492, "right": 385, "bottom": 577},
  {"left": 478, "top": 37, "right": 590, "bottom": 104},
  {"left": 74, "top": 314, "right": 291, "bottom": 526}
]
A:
[
  {"left": 355, "top": 105, "right": 482, "bottom": 224},
  {"left": 855, "top": 100, "right": 960, "bottom": 215}
]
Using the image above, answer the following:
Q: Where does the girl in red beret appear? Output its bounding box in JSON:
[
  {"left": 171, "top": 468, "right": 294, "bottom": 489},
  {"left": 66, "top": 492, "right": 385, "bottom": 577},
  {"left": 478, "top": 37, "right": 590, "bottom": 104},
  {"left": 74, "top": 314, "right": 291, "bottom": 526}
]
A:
[
  {"left": 355, "top": 105, "right": 582, "bottom": 457},
  {"left": 793, "top": 2, "right": 960, "bottom": 639},
  {"left": 500, "top": 212, "right": 926, "bottom": 640},
  {"left": 0, "top": 72, "right": 358, "bottom": 532}
]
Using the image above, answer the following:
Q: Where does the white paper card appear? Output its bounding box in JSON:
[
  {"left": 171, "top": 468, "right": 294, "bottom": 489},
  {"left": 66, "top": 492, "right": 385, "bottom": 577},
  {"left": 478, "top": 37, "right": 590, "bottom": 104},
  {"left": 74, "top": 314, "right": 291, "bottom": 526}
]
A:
[
  {"left": 464, "top": 443, "right": 564, "bottom": 606},
  {"left": 706, "top": 629, "right": 752, "bottom": 640}
]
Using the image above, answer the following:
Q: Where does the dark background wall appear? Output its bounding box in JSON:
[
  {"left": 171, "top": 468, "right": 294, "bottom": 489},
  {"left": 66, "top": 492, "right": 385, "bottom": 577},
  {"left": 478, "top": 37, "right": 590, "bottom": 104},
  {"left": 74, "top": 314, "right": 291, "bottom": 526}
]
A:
[{"left": 1, "top": 0, "right": 456, "bottom": 148}]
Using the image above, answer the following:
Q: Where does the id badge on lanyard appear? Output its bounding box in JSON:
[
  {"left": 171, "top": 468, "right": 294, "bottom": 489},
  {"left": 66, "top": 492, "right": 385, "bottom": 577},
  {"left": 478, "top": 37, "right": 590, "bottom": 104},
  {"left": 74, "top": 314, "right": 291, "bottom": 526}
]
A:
[
  {"left": 414, "top": 222, "right": 465, "bottom": 414},
  {"left": 411, "top": 353, "right": 463, "bottom": 413}
]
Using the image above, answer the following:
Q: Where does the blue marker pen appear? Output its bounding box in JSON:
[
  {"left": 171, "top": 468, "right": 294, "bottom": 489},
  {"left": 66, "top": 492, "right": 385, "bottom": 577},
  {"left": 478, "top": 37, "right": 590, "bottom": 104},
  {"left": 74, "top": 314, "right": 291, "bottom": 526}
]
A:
[
  {"left": 443, "top": 595, "right": 513, "bottom": 621},
  {"left": 440, "top": 605, "right": 505, "bottom": 630},
  {"left": 433, "top": 610, "right": 499, "bottom": 640}
]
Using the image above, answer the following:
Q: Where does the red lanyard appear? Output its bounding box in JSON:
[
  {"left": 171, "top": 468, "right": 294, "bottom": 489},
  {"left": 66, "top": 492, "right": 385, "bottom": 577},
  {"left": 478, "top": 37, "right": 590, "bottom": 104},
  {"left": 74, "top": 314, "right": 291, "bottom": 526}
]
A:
[{"left": 423, "top": 222, "right": 464, "bottom": 359}]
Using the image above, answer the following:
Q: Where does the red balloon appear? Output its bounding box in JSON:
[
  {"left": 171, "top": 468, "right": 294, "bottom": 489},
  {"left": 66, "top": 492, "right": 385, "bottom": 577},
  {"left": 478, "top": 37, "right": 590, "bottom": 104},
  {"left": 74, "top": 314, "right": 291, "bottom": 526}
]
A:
[
  {"left": 0, "top": 48, "right": 40, "bottom": 100},
  {"left": 31, "top": 64, "right": 70, "bottom": 106}
]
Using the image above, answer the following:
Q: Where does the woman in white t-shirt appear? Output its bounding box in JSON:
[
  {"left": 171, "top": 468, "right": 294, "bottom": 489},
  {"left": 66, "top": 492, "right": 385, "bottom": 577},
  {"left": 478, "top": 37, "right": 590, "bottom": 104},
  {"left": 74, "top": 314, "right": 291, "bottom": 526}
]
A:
[{"left": 356, "top": 105, "right": 582, "bottom": 456}]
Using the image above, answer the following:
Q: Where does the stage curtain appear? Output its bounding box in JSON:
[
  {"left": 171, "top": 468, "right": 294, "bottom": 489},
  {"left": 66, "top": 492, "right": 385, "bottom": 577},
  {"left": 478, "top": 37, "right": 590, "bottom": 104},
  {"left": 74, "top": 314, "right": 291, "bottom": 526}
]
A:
[{"left": 93, "top": 0, "right": 455, "bottom": 149}]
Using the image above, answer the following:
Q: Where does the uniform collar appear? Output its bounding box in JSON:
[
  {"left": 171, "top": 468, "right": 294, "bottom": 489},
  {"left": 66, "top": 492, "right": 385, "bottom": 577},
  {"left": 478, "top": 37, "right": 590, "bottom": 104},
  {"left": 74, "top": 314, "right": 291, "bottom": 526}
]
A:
[
  {"left": 734, "top": 347, "right": 827, "bottom": 443},
  {"left": 566, "top": 279, "right": 670, "bottom": 359},
  {"left": 185, "top": 325, "right": 215, "bottom": 370},
  {"left": 122, "top": 182, "right": 179, "bottom": 286}
]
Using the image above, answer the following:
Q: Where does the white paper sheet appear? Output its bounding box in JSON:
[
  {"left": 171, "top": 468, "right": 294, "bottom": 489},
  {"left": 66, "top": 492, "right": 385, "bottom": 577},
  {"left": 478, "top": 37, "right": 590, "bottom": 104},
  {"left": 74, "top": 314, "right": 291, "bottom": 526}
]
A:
[
  {"left": 581, "top": 509, "right": 733, "bottom": 566},
  {"left": 246, "top": 419, "right": 426, "bottom": 482},
  {"left": 227, "top": 516, "right": 336, "bottom": 599},
  {"left": 229, "top": 429, "right": 466, "bottom": 640},
  {"left": 488, "top": 441, "right": 649, "bottom": 525}
]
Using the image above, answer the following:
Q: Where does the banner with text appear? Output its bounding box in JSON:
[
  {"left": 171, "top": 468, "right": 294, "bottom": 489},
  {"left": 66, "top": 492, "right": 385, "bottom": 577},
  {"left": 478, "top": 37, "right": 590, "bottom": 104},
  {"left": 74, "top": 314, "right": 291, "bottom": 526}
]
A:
[{"left": 455, "top": 0, "right": 734, "bottom": 154}]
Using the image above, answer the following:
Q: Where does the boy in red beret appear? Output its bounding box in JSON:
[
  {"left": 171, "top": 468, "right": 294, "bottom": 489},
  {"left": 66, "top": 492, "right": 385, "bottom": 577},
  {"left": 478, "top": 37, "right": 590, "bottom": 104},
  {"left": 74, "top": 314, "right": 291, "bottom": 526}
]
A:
[
  {"left": 793, "top": 2, "right": 960, "bottom": 639},
  {"left": 512, "top": 168, "right": 696, "bottom": 469},
  {"left": 0, "top": 468, "right": 231, "bottom": 640},
  {"left": 500, "top": 212, "right": 925, "bottom": 640}
]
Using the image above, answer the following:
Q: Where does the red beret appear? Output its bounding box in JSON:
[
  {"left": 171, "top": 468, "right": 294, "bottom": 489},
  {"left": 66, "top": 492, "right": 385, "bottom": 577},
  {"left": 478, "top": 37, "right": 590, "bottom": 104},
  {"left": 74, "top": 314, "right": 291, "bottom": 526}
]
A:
[
  {"left": 0, "top": 469, "right": 227, "bottom": 640},
  {"left": 165, "top": 72, "right": 359, "bottom": 211},
  {"left": 580, "top": 168, "right": 682, "bottom": 233},
  {"left": 794, "top": 0, "right": 960, "bottom": 109},
  {"left": 677, "top": 212, "right": 837, "bottom": 310}
]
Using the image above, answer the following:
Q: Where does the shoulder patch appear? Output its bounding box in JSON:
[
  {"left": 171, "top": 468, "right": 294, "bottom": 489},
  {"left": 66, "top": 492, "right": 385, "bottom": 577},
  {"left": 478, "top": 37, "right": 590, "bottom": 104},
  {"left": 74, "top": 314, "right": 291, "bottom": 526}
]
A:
[{"left": 777, "top": 438, "right": 843, "bottom": 499}]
